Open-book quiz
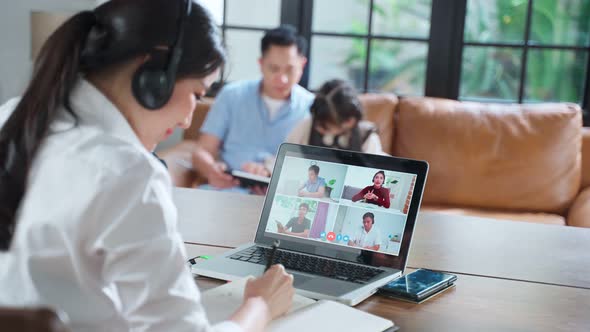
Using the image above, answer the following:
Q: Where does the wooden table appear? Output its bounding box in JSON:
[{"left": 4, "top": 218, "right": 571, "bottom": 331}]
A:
[{"left": 176, "top": 188, "right": 590, "bottom": 331}]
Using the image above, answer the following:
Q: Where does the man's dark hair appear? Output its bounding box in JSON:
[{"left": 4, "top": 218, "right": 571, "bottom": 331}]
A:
[
  {"left": 261, "top": 24, "right": 307, "bottom": 55},
  {"left": 362, "top": 212, "right": 375, "bottom": 224},
  {"left": 299, "top": 203, "right": 310, "bottom": 211},
  {"left": 308, "top": 165, "right": 320, "bottom": 175}
]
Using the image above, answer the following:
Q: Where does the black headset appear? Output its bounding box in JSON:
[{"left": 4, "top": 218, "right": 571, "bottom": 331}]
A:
[{"left": 131, "top": 0, "right": 191, "bottom": 110}]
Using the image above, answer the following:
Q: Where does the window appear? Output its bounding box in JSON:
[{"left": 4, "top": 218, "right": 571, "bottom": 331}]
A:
[
  {"left": 307, "top": 0, "right": 432, "bottom": 95},
  {"left": 198, "top": 0, "right": 282, "bottom": 81},
  {"left": 460, "top": 0, "right": 590, "bottom": 104},
  {"left": 203, "top": 0, "right": 590, "bottom": 124}
]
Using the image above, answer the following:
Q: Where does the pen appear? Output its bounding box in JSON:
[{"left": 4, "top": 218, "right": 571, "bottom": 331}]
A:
[{"left": 265, "top": 240, "right": 280, "bottom": 272}]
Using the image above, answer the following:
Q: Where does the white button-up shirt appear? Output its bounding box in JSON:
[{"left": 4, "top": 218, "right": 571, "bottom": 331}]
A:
[
  {"left": 351, "top": 226, "right": 382, "bottom": 249},
  {"left": 0, "top": 79, "right": 241, "bottom": 332}
]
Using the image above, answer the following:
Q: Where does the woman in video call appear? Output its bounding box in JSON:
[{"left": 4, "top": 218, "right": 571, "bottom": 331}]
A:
[
  {"left": 352, "top": 170, "right": 391, "bottom": 208},
  {"left": 348, "top": 212, "right": 382, "bottom": 251},
  {"left": 0, "top": 1, "right": 293, "bottom": 331}
]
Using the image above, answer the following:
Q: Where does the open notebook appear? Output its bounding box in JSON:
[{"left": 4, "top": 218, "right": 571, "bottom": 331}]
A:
[{"left": 201, "top": 277, "right": 397, "bottom": 332}]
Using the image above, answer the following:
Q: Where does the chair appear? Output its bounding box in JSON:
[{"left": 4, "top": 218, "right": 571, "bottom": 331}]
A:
[{"left": 0, "top": 307, "right": 69, "bottom": 332}]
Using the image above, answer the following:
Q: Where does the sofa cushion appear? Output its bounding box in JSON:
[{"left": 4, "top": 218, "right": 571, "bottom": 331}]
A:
[
  {"left": 422, "top": 205, "right": 566, "bottom": 226},
  {"left": 183, "top": 97, "right": 215, "bottom": 140},
  {"left": 359, "top": 93, "right": 398, "bottom": 155},
  {"left": 581, "top": 127, "right": 590, "bottom": 189},
  {"left": 395, "top": 97, "right": 582, "bottom": 214},
  {"left": 567, "top": 186, "right": 590, "bottom": 228}
]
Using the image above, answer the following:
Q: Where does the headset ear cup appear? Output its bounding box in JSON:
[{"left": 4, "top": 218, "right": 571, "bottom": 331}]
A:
[{"left": 132, "top": 61, "right": 173, "bottom": 110}]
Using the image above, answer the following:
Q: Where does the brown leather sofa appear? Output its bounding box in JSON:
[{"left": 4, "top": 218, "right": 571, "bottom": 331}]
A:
[{"left": 160, "top": 94, "right": 590, "bottom": 228}]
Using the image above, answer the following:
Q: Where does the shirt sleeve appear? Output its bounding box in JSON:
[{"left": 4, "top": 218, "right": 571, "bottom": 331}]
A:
[
  {"left": 362, "top": 132, "right": 387, "bottom": 155},
  {"left": 200, "top": 88, "right": 232, "bottom": 141},
  {"left": 285, "top": 218, "right": 295, "bottom": 230},
  {"left": 373, "top": 231, "right": 383, "bottom": 247},
  {"left": 381, "top": 188, "right": 391, "bottom": 208},
  {"left": 88, "top": 157, "right": 243, "bottom": 332},
  {"left": 286, "top": 117, "right": 312, "bottom": 144},
  {"left": 352, "top": 186, "right": 369, "bottom": 202}
]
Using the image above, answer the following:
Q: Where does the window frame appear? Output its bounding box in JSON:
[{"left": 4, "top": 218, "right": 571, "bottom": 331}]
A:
[
  {"left": 282, "top": 0, "right": 590, "bottom": 126},
  {"left": 219, "top": 0, "right": 590, "bottom": 125}
]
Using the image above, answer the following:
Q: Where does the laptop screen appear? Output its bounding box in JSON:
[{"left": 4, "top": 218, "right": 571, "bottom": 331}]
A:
[{"left": 255, "top": 144, "right": 428, "bottom": 271}]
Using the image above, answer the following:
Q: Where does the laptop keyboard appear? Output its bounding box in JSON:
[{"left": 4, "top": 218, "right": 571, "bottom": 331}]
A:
[{"left": 229, "top": 246, "right": 385, "bottom": 284}]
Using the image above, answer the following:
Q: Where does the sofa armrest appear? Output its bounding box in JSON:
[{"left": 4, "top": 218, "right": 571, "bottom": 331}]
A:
[
  {"left": 157, "top": 140, "right": 202, "bottom": 188},
  {"left": 581, "top": 127, "right": 590, "bottom": 188},
  {"left": 567, "top": 186, "right": 590, "bottom": 228}
]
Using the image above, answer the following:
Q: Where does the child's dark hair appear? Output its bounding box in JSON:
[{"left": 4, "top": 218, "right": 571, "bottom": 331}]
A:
[
  {"left": 310, "top": 79, "right": 362, "bottom": 129},
  {"left": 261, "top": 24, "right": 307, "bottom": 55}
]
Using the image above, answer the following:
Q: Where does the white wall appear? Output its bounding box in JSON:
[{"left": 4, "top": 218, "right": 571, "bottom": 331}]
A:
[
  {"left": 0, "top": 0, "right": 96, "bottom": 103},
  {"left": 276, "top": 156, "right": 348, "bottom": 198}
]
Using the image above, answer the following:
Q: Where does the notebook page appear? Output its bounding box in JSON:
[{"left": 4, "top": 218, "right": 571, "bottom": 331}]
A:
[
  {"left": 201, "top": 277, "right": 316, "bottom": 324},
  {"left": 268, "top": 300, "right": 394, "bottom": 332}
]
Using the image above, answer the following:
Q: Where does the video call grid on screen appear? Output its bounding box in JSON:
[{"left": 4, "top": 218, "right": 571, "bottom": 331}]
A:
[{"left": 265, "top": 156, "right": 417, "bottom": 256}]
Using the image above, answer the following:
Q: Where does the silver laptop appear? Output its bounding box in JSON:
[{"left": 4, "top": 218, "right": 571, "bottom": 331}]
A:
[{"left": 193, "top": 143, "right": 428, "bottom": 306}]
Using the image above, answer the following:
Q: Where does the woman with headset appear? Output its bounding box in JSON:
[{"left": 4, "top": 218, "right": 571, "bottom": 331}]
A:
[
  {"left": 0, "top": 1, "right": 293, "bottom": 331},
  {"left": 351, "top": 171, "right": 391, "bottom": 208}
]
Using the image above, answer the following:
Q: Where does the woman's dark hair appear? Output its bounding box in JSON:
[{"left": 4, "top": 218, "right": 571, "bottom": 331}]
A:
[
  {"left": 372, "top": 170, "right": 386, "bottom": 183},
  {"left": 362, "top": 212, "right": 375, "bottom": 224},
  {"left": 0, "top": 0, "right": 225, "bottom": 250}
]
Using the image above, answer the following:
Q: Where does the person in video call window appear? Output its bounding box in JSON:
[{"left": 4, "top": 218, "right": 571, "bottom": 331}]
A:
[
  {"left": 297, "top": 165, "right": 326, "bottom": 198},
  {"left": 348, "top": 212, "right": 382, "bottom": 251},
  {"left": 277, "top": 203, "right": 311, "bottom": 238},
  {"left": 351, "top": 170, "right": 391, "bottom": 208}
]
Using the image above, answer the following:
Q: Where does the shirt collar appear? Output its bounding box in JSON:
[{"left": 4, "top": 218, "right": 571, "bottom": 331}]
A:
[
  {"left": 257, "top": 79, "right": 296, "bottom": 105},
  {"left": 57, "top": 78, "right": 145, "bottom": 150}
]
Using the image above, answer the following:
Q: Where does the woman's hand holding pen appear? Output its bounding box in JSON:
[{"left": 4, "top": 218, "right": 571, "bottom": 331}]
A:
[{"left": 244, "top": 264, "right": 294, "bottom": 321}]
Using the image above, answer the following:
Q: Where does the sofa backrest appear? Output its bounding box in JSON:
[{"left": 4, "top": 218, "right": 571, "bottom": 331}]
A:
[
  {"left": 358, "top": 93, "right": 398, "bottom": 155},
  {"left": 183, "top": 97, "right": 215, "bottom": 140},
  {"left": 183, "top": 93, "right": 399, "bottom": 154},
  {"left": 394, "top": 97, "right": 583, "bottom": 214},
  {"left": 582, "top": 127, "right": 590, "bottom": 189}
]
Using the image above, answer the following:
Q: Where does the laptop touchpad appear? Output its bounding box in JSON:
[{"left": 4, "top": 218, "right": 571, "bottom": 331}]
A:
[{"left": 292, "top": 273, "right": 314, "bottom": 287}]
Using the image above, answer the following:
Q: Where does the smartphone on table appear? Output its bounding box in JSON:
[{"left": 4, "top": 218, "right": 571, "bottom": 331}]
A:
[{"left": 378, "top": 269, "right": 457, "bottom": 302}]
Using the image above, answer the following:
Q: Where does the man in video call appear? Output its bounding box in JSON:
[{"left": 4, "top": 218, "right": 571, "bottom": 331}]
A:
[
  {"left": 348, "top": 212, "right": 382, "bottom": 251},
  {"left": 298, "top": 165, "right": 326, "bottom": 198},
  {"left": 277, "top": 203, "right": 311, "bottom": 238}
]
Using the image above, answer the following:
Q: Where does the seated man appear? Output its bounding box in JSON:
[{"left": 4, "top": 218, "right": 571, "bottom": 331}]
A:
[
  {"left": 191, "top": 25, "right": 315, "bottom": 192},
  {"left": 348, "top": 212, "right": 382, "bottom": 251},
  {"left": 298, "top": 165, "right": 326, "bottom": 198},
  {"left": 277, "top": 203, "right": 311, "bottom": 238}
]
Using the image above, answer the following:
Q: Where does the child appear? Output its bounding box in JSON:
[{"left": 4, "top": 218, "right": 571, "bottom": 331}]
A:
[{"left": 286, "top": 79, "right": 385, "bottom": 154}]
